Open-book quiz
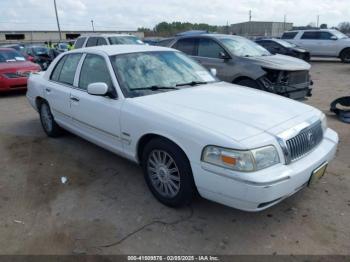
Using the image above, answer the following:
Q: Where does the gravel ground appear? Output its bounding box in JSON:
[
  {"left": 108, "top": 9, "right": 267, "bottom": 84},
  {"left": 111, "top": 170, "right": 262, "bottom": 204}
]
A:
[{"left": 0, "top": 59, "right": 349, "bottom": 255}]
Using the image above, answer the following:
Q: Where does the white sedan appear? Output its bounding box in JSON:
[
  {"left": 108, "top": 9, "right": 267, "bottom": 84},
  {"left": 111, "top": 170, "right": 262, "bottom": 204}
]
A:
[{"left": 26, "top": 45, "right": 338, "bottom": 211}]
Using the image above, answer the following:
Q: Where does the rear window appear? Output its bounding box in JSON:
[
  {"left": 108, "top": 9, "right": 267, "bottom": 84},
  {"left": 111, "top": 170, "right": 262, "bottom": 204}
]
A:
[
  {"left": 281, "top": 32, "right": 298, "bottom": 39},
  {"left": 86, "top": 37, "right": 99, "bottom": 47},
  {"left": 74, "top": 37, "right": 86, "bottom": 48}
]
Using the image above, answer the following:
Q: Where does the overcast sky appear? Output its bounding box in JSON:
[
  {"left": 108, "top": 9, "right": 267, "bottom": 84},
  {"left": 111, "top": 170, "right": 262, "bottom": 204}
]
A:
[{"left": 0, "top": 0, "right": 349, "bottom": 31}]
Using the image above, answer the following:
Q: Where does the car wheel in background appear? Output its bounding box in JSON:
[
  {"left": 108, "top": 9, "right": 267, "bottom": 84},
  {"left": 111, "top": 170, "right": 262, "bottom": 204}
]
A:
[
  {"left": 340, "top": 48, "right": 350, "bottom": 63},
  {"left": 39, "top": 101, "right": 63, "bottom": 137},
  {"left": 141, "top": 138, "right": 196, "bottom": 207}
]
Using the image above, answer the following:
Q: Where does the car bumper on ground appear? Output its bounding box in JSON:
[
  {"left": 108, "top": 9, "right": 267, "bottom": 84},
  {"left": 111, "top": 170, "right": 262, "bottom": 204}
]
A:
[{"left": 191, "top": 128, "right": 338, "bottom": 211}]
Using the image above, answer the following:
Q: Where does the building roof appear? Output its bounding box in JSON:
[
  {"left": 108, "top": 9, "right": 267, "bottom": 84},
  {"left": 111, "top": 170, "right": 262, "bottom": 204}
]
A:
[{"left": 71, "top": 44, "right": 174, "bottom": 56}]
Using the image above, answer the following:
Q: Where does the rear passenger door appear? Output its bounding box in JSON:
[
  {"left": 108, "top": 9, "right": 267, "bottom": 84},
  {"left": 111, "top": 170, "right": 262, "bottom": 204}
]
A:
[{"left": 46, "top": 53, "right": 82, "bottom": 125}]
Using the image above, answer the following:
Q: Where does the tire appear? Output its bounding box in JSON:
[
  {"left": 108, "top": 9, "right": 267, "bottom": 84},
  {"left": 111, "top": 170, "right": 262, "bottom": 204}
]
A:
[
  {"left": 340, "top": 48, "right": 350, "bottom": 63},
  {"left": 236, "top": 78, "right": 261, "bottom": 89},
  {"left": 39, "top": 101, "right": 63, "bottom": 137},
  {"left": 141, "top": 138, "right": 196, "bottom": 207}
]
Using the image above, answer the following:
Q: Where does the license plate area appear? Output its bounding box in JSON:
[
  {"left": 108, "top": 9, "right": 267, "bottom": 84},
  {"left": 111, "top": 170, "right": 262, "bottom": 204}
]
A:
[{"left": 308, "top": 162, "right": 328, "bottom": 187}]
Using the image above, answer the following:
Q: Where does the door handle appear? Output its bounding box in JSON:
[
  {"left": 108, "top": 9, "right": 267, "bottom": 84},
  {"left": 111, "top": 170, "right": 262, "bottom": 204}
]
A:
[{"left": 70, "top": 96, "right": 80, "bottom": 102}]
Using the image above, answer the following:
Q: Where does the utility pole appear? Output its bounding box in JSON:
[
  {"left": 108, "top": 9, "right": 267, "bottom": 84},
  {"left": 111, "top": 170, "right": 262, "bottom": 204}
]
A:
[
  {"left": 283, "top": 14, "right": 287, "bottom": 31},
  {"left": 53, "top": 0, "right": 62, "bottom": 41},
  {"left": 317, "top": 15, "right": 320, "bottom": 28},
  {"left": 91, "top": 20, "right": 95, "bottom": 32},
  {"left": 249, "top": 10, "right": 252, "bottom": 22}
]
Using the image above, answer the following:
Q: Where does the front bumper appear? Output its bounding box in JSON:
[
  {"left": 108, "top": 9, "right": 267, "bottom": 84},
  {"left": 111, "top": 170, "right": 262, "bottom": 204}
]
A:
[{"left": 191, "top": 128, "right": 338, "bottom": 211}]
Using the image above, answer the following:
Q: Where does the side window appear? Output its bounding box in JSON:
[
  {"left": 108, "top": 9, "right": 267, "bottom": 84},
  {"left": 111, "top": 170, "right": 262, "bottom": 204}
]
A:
[
  {"left": 86, "top": 37, "right": 98, "bottom": 47},
  {"left": 50, "top": 55, "right": 67, "bottom": 81},
  {"left": 301, "top": 31, "right": 320, "bottom": 40},
  {"left": 281, "top": 32, "right": 297, "bottom": 39},
  {"left": 74, "top": 37, "right": 86, "bottom": 48},
  {"left": 57, "top": 54, "right": 82, "bottom": 85},
  {"left": 173, "top": 38, "right": 196, "bottom": 56},
  {"left": 79, "top": 54, "right": 113, "bottom": 91},
  {"left": 97, "top": 37, "right": 107, "bottom": 46},
  {"left": 319, "top": 32, "right": 333, "bottom": 40},
  {"left": 198, "top": 38, "right": 226, "bottom": 59}
]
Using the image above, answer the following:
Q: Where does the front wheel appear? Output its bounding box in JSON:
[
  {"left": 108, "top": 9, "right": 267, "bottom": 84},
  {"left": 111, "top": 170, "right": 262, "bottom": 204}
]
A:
[
  {"left": 236, "top": 79, "right": 261, "bottom": 89},
  {"left": 141, "top": 138, "right": 196, "bottom": 207},
  {"left": 39, "top": 101, "right": 63, "bottom": 137}
]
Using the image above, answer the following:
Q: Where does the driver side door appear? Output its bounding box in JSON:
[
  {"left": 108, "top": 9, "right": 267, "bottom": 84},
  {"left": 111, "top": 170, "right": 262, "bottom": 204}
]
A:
[{"left": 70, "top": 53, "right": 124, "bottom": 154}]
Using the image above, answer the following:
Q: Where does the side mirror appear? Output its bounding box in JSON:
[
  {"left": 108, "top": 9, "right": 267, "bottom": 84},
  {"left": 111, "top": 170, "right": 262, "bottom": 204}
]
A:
[
  {"left": 330, "top": 36, "right": 338, "bottom": 40},
  {"left": 219, "top": 51, "right": 230, "bottom": 60},
  {"left": 210, "top": 68, "right": 217, "bottom": 76},
  {"left": 87, "top": 82, "right": 108, "bottom": 96}
]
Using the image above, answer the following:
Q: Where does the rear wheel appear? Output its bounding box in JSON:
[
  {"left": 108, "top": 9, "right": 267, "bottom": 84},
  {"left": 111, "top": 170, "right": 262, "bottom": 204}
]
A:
[
  {"left": 340, "top": 48, "right": 350, "bottom": 63},
  {"left": 39, "top": 101, "right": 63, "bottom": 137},
  {"left": 141, "top": 138, "right": 195, "bottom": 207}
]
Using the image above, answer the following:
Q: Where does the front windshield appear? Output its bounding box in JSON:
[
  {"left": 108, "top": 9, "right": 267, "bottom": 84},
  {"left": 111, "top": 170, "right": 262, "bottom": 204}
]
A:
[
  {"left": 110, "top": 51, "right": 217, "bottom": 97},
  {"left": 331, "top": 30, "right": 348, "bottom": 39},
  {"left": 0, "top": 50, "right": 26, "bottom": 62},
  {"left": 273, "top": 39, "right": 296, "bottom": 48},
  {"left": 108, "top": 36, "right": 144, "bottom": 45},
  {"left": 33, "top": 47, "right": 49, "bottom": 55},
  {"left": 221, "top": 37, "right": 271, "bottom": 57}
]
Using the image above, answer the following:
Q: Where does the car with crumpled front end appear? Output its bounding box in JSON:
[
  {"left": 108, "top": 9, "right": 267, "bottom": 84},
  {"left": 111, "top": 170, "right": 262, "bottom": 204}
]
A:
[{"left": 167, "top": 34, "right": 313, "bottom": 100}]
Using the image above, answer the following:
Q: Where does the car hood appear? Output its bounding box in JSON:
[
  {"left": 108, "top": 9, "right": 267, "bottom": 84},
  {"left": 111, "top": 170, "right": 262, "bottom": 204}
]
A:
[
  {"left": 131, "top": 82, "right": 317, "bottom": 141},
  {"left": 0, "top": 61, "right": 40, "bottom": 72},
  {"left": 245, "top": 54, "right": 311, "bottom": 71}
]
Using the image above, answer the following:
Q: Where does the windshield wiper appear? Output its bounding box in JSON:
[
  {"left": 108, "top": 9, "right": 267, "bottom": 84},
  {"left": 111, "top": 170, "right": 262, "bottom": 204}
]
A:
[
  {"left": 130, "top": 85, "right": 179, "bottom": 91},
  {"left": 176, "top": 81, "right": 208, "bottom": 87}
]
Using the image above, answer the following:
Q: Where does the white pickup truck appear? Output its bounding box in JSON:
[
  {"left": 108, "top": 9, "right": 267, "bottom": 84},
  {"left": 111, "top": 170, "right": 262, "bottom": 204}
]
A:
[
  {"left": 282, "top": 29, "right": 350, "bottom": 63},
  {"left": 26, "top": 45, "right": 338, "bottom": 211}
]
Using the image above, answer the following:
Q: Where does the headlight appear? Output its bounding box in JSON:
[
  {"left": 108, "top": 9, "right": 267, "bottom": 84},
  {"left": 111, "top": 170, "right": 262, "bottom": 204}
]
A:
[
  {"left": 321, "top": 113, "right": 327, "bottom": 132},
  {"left": 201, "top": 145, "right": 280, "bottom": 172}
]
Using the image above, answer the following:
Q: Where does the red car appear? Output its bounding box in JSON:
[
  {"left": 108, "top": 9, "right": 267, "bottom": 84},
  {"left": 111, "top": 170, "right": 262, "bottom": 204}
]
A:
[{"left": 0, "top": 48, "right": 41, "bottom": 93}]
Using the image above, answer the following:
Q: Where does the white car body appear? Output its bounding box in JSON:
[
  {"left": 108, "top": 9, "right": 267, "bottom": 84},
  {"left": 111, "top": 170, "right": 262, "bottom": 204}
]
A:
[
  {"left": 282, "top": 29, "right": 350, "bottom": 58},
  {"left": 26, "top": 45, "right": 338, "bottom": 211}
]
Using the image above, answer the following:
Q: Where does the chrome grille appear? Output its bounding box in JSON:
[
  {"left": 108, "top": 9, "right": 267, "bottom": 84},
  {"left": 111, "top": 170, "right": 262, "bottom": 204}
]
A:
[{"left": 286, "top": 121, "right": 323, "bottom": 162}]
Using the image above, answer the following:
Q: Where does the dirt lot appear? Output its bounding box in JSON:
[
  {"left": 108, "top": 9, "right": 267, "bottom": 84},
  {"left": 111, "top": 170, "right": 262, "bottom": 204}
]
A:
[{"left": 0, "top": 59, "right": 349, "bottom": 255}]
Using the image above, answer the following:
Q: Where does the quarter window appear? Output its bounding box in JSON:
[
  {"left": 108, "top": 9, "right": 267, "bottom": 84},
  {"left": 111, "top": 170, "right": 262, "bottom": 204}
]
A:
[
  {"left": 198, "top": 38, "right": 226, "bottom": 59},
  {"left": 57, "top": 54, "right": 82, "bottom": 85},
  {"left": 50, "top": 55, "right": 67, "bottom": 81},
  {"left": 173, "top": 38, "right": 196, "bottom": 56},
  {"left": 79, "top": 54, "right": 113, "bottom": 91}
]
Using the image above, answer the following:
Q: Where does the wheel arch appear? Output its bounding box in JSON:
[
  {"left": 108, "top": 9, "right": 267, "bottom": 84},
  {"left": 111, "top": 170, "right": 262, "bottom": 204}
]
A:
[
  {"left": 35, "top": 96, "right": 46, "bottom": 111},
  {"left": 136, "top": 133, "right": 191, "bottom": 166},
  {"left": 339, "top": 47, "right": 350, "bottom": 58},
  {"left": 232, "top": 76, "right": 257, "bottom": 84}
]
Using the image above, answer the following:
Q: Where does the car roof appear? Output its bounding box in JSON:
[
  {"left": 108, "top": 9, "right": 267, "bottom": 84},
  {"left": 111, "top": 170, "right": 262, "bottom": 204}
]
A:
[
  {"left": 79, "top": 33, "right": 136, "bottom": 38},
  {"left": 284, "top": 29, "right": 338, "bottom": 33},
  {"left": 69, "top": 44, "right": 175, "bottom": 56},
  {"left": 177, "top": 33, "right": 245, "bottom": 40}
]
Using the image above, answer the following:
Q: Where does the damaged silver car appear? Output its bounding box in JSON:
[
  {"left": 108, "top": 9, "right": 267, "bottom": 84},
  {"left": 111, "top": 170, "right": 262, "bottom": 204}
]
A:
[{"left": 168, "top": 34, "right": 313, "bottom": 100}]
